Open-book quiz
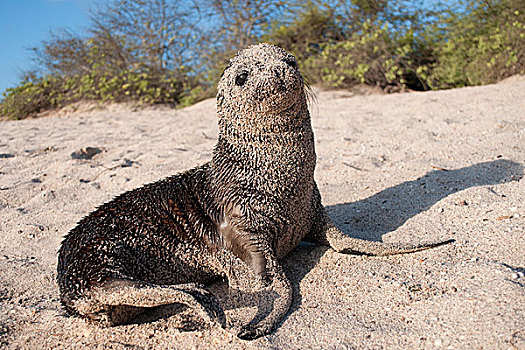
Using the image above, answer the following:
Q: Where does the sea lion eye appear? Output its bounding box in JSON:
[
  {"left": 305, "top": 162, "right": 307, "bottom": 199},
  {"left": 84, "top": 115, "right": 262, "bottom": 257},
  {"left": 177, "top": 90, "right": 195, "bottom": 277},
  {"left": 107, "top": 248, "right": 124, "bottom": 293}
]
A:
[
  {"left": 285, "top": 59, "right": 297, "bottom": 69},
  {"left": 235, "top": 72, "right": 248, "bottom": 86}
]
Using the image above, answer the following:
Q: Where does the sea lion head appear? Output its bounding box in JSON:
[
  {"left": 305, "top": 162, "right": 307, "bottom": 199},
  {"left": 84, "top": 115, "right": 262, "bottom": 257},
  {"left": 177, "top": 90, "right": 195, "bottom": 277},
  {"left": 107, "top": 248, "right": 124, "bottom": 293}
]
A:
[{"left": 217, "top": 43, "right": 307, "bottom": 134}]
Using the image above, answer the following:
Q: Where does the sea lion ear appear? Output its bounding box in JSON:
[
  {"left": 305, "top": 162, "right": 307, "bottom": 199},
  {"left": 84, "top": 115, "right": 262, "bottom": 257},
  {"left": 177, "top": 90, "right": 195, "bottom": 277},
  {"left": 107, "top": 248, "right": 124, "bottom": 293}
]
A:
[
  {"left": 216, "top": 91, "right": 224, "bottom": 105},
  {"left": 220, "top": 61, "right": 232, "bottom": 78}
]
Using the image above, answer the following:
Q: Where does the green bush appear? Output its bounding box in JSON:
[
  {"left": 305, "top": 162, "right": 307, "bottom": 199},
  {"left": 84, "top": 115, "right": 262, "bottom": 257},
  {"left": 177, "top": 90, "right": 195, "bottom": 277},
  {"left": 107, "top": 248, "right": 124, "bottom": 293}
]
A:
[
  {"left": 428, "top": 0, "right": 525, "bottom": 88},
  {"left": 303, "top": 20, "right": 432, "bottom": 91},
  {"left": 264, "top": 0, "right": 523, "bottom": 92},
  {"left": 264, "top": 1, "right": 435, "bottom": 91},
  {"left": 1, "top": 70, "right": 184, "bottom": 119},
  {"left": 1, "top": 76, "right": 61, "bottom": 120}
]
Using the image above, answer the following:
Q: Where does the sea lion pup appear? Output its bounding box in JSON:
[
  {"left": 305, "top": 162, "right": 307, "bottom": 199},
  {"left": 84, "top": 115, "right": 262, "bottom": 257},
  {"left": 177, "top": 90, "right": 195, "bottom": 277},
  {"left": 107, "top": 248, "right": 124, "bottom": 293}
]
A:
[{"left": 57, "top": 43, "right": 452, "bottom": 339}]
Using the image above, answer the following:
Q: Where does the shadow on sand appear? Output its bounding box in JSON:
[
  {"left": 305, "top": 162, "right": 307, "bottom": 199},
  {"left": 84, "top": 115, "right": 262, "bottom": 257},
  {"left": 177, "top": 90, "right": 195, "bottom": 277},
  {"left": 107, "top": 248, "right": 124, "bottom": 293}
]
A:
[
  {"left": 281, "top": 158, "right": 523, "bottom": 321},
  {"left": 325, "top": 159, "right": 523, "bottom": 241}
]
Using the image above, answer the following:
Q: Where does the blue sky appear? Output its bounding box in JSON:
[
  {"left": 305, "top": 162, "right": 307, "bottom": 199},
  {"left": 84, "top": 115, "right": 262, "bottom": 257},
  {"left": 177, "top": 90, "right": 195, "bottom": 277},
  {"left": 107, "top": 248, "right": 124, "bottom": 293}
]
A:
[{"left": 0, "top": 0, "right": 100, "bottom": 94}]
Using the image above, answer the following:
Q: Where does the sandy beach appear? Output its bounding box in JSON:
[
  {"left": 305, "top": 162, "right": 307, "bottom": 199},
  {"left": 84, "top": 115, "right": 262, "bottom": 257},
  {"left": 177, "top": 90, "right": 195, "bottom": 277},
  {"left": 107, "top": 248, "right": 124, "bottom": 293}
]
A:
[{"left": 0, "top": 77, "right": 524, "bottom": 349}]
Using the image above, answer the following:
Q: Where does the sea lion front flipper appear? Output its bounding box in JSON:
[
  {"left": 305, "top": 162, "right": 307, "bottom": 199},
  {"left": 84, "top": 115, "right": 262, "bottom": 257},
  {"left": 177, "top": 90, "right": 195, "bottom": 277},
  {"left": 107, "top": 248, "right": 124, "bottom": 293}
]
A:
[
  {"left": 218, "top": 210, "right": 293, "bottom": 339},
  {"left": 234, "top": 254, "right": 292, "bottom": 340},
  {"left": 79, "top": 279, "right": 225, "bottom": 328},
  {"left": 306, "top": 185, "right": 454, "bottom": 256}
]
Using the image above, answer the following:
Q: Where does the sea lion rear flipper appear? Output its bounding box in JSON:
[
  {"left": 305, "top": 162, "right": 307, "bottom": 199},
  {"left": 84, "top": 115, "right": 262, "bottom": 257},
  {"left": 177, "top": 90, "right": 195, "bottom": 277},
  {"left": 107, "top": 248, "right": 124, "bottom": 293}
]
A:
[
  {"left": 79, "top": 279, "right": 225, "bottom": 328},
  {"left": 315, "top": 216, "right": 454, "bottom": 256},
  {"left": 306, "top": 186, "right": 454, "bottom": 256}
]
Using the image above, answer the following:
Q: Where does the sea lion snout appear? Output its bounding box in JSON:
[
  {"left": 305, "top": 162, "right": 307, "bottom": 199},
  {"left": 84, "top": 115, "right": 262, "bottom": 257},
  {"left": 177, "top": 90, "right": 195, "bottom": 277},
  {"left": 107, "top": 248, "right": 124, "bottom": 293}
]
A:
[{"left": 254, "top": 58, "right": 302, "bottom": 101}]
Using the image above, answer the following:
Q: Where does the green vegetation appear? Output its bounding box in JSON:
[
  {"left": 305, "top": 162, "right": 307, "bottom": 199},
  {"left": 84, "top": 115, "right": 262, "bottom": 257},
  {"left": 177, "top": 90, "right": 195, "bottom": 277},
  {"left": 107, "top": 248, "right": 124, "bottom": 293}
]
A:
[
  {"left": 1, "top": 71, "right": 186, "bottom": 120},
  {"left": 427, "top": 0, "right": 525, "bottom": 88},
  {"left": 2, "top": 0, "right": 524, "bottom": 119}
]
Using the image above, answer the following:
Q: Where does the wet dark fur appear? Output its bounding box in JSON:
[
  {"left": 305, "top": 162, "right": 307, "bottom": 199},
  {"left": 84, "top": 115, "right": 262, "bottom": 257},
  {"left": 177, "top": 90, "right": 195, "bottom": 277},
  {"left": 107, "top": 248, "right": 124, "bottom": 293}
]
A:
[{"left": 58, "top": 166, "right": 221, "bottom": 314}]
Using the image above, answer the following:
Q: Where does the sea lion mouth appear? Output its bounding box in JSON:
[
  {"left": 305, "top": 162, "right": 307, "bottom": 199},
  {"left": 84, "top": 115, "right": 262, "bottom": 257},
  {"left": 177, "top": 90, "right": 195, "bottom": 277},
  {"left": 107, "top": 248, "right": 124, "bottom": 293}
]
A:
[{"left": 256, "top": 85, "right": 304, "bottom": 115}]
